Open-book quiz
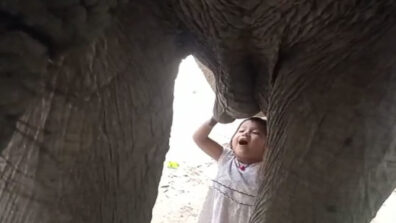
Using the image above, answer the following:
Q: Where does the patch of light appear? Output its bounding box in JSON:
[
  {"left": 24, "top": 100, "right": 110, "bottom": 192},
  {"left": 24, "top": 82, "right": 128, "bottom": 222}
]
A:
[
  {"left": 371, "top": 191, "right": 396, "bottom": 223},
  {"left": 151, "top": 55, "right": 241, "bottom": 223},
  {"left": 166, "top": 55, "right": 241, "bottom": 164}
]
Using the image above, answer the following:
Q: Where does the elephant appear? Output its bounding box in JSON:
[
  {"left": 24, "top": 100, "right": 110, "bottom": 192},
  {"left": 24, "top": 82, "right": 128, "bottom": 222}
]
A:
[{"left": 0, "top": 1, "right": 396, "bottom": 223}]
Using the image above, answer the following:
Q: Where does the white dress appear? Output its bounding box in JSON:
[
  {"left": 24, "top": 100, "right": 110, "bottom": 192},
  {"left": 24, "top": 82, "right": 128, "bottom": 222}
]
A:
[{"left": 198, "top": 147, "right": 262, "bottom": 223}]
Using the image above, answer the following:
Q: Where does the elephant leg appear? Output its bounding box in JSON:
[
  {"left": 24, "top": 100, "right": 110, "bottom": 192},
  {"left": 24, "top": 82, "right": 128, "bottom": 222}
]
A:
[
  {"left": 251, "top": 26, "right": 396, "bottom": 222},
  {"left": 0, "top": 32, "right": 49, "bottom": 152},
  {"left": 0, "top": 4, "right": 185, "bottom": 223}
]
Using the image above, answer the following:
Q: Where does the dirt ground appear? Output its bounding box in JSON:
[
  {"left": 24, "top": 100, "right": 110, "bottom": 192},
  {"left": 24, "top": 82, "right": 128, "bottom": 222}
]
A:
[{"left": 151, "top": 160, "right": 215, "bottom": 223}]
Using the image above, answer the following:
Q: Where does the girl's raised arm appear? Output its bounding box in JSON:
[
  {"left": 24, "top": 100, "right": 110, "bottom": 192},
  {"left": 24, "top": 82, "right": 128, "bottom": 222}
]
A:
[{"left": 192, "top": 117, "right": 223, "bottom": 161}]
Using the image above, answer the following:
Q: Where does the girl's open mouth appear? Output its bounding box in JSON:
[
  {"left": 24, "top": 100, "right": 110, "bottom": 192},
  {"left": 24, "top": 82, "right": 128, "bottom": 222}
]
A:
[{"left": 238, "top": 139, "right": 248, "bottom": 145}]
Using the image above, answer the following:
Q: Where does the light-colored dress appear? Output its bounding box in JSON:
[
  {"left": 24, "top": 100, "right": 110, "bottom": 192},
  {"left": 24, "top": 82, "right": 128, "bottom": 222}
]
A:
[{"left": 198, "top": 147, "right": 262, "bottom": 223}]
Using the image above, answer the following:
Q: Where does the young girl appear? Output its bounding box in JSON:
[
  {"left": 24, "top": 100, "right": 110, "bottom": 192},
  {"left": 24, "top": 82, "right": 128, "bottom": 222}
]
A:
[{"left": 193, "top": 117, "right": 268, "bottom": 223}]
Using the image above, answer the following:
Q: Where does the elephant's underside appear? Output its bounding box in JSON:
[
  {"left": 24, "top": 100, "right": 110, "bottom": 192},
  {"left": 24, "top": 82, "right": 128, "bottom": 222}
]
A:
[{"left": 0, "top": 1, "right": 396, "bottom": 223}]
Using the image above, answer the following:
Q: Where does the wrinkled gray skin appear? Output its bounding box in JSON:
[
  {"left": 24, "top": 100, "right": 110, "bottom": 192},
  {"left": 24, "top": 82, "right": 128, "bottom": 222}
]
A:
[{"left": 0, "top": 1, "right": 396, "bottom": 223}]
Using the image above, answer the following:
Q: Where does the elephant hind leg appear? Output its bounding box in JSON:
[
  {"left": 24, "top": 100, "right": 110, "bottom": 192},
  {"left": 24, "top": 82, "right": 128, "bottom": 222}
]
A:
[{"left": 252, "top": 25, "right": 396, "bottom": 223}]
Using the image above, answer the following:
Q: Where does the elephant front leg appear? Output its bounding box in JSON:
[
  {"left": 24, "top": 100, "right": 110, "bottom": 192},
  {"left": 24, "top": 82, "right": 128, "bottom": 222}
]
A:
[
  {"left": 251, "top": 27, "right": 396, "bottom": 223},
  {"left": 0, "top": 4, "right": 185, "bottom": 223}
]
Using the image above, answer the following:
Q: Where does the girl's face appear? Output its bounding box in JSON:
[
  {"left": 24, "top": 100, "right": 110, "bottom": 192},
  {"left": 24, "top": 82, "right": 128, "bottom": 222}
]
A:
[{"left": 231, "top": 120, "right": 267, "bottom": 164}]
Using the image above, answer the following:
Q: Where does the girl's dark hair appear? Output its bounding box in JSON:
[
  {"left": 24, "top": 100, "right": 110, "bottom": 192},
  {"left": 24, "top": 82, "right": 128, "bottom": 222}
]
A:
[{"left": 229, "top": 117, "right": 268, "bottom": 149}]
